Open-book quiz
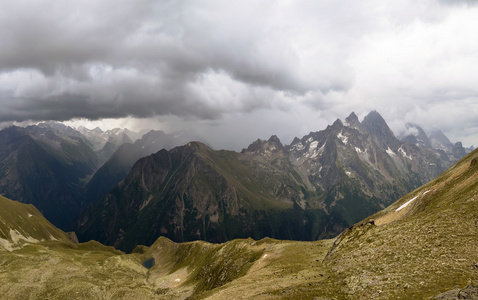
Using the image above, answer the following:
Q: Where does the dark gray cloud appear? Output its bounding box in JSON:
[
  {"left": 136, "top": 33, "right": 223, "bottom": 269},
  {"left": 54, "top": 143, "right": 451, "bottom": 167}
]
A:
[{"left": 1, "top": 0, "right": 478, "bottom": 149}]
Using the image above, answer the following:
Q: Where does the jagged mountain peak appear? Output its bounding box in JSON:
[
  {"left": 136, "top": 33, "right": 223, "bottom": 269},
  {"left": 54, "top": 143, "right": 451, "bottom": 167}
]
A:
[
  {"left": 401, "top": 123, "right": 432, "bottom": 148},
  {"left": 362, "top": 110, "right": 386, "bottom": 130},
  {"left": 291, "top": 136, "right": 301, "bottom": 145},
  {"left": 331, "top": 118, "right": 343, "bottom": 130},
  {"left": 267, "top": 135, "right": 283, "bottom": 147},
  {"left": 141, "top": 129, "right": 166, "bottom": 139},
  {"left": 430, "top": 129, "right": 450, "bottom": 141},
  {"left": 346, "top": 111, "right": 359, "bottom": 121},
  {"left": 362, "top": 110, "right": 400, "bottom": 150},
  {"left": 3, "top": 125, "right": 25, "bottom": 135},
  {"left": 242, "top": 138, "right": 262, "bottom": 153},
  {"left": 429, "top": 129, "right": 453, "bottom": 152},
  {"left": 453, "top": 141, "right": 467, "bottom": 159},
  {"left": 242, "top": 135, "right": 284, "bottom": 154},
  {"left": 344, "top": 111, "right": 361, "bottom": 128},
  {"left": 363, "top": 110, "right": 382, "bottom": 120},
  {"left": 106, "top": 131, "right": 132, "bottom": 143}
]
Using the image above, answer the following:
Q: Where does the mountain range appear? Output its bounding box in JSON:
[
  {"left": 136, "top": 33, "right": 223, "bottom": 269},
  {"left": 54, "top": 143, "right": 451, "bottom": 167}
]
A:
[
  {"left": 0, "top": 124, "right": 100, "bottom": 228},
  {"left": 75, "top": 111, "right": 471, "bottom": 251},
  {"left": 0, "top": 110, "right": 470, "bottom": 241},
  {"left": 0, "top": 123, "right": 192, "bottom": 230},
  {"left": 0, "top": 136, "right": 476, "bottom": 299}
]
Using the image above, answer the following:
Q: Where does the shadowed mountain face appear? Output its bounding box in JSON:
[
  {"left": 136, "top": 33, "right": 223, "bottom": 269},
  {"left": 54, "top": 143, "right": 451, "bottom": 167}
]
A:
[
  {"left": 0, "top": 125, "right": 100, "bottom": 229},
  {"left": 0, "top": 123, "right": 201, "bottom": 231},
  {"left": 76, "top": 111, "right": 467, "bottom": 252},
  {"left": 83, "top": 130, "right": 196, "bottom": 206}
]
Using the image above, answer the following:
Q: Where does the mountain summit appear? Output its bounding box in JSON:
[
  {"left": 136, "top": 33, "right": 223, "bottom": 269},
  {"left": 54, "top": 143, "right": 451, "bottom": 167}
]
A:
[{"left": 361, "top": 110, "right": 400, "bottom": 150}]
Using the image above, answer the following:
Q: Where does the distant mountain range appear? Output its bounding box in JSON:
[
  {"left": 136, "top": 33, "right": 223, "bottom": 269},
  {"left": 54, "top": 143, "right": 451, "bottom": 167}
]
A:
[
  {"left": 0, "top": 124, "right": 100, "bottom": 228},
  {"left": 0, "top": 123, "right": 193, "bottom": 230},
  {"left": 75, "top": 111, "right": 471, "bottom": 251}
]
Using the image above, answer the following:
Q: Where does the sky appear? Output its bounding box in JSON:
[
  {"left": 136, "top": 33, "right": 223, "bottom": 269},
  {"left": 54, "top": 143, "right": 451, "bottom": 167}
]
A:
[{"left": 1, "top": 0, "right": 478, "bottom": 150}]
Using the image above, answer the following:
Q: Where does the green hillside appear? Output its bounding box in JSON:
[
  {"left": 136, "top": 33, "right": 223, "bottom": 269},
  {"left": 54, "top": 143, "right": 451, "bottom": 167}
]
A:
[
  {"left": 320, "top": 147, "right": 478, "bottom": 298},
  {"left": 0, "top": 195, "right": 71, "bottom": 250}
]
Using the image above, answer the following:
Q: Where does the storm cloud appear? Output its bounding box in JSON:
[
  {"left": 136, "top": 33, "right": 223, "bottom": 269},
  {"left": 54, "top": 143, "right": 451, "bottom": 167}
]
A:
[{"left": 1, "top": 0, "right": 478, "bottom": 149}]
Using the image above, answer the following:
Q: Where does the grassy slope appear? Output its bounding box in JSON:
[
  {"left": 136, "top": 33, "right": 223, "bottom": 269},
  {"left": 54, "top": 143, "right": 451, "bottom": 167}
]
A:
[
  {"left": 0, "top": 235, "right": 335, "bottom": 300},
  {"left": 321, "top": 148, "right": 478, "bottom": 299},
  {"left": 0, "top": 241, "right": 151, "bottom": 300},
  {"left": 0, "top": 195, "right": 71, "bottom": 249}
]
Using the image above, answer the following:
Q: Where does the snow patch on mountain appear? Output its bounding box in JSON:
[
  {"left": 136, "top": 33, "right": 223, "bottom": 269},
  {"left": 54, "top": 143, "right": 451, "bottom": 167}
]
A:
[
  {"left": 309, "top": 141, "right": 319, "bottom": 150},
  {"left": 396, "top": 195, "right": 419, "bottom": 212},
  {"left": 398, "top": 146, "right": 413, "bottom": 160},
  {"left": 306, "top": 142, "right": 325, "bottom": 159},
  {"left": 337, "top": 131, "right": 348, "bottom": 145},
  {"left": 0, "top": 229, "right": 41, "bottom": 251},
  {"left": 395, "top": 189, "right": 431, "bottom": 212},
  {"left": 386, "top": 147, "right": 396, "bottom": 157},
  {"left": 140, "top": 195, "right": 154, "bottom": 211}
]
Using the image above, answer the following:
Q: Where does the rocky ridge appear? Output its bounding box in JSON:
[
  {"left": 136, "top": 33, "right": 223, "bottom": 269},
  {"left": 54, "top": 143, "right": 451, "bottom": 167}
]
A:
[{"left": 77, "top": 111, "right": 468, "bottom": 251}]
